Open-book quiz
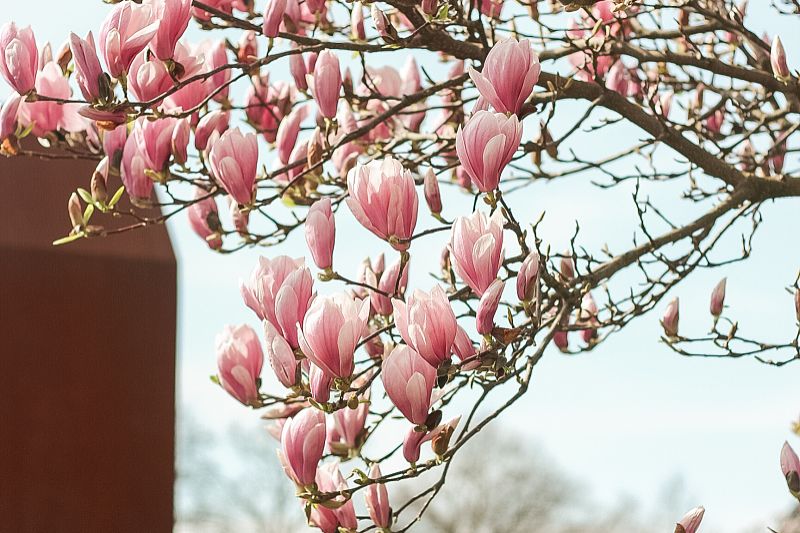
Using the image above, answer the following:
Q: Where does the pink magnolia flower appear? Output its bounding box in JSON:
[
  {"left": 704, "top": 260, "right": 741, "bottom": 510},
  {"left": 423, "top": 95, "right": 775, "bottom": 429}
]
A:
[
  {"left": 365, "top": 464, "right": 391, "bottom": 529},
  {"left": 315, "top": 463, "right": 358, "bottom": 531},
  {"left": 70, "top": 32, "right": 105, "bottom": 102},
  {"left": 351, "top": 3, "right": 366, "bottom": 41},
  {"left": 193, "top": 0, "right": 234, "bottom": 21},
  {"left": 305, "top": 198, "right": 336, "bottom": 271},
  {"left": 308, "top": 50, "right": 341, "bottom": 119},
  {"left": 381, "top": 344, "right": 436, "bottom": 425},
  {"left": 187, "top": 188, "right": 222, "bottom": 250},
  {"left": 449, "top": 210, "right": 504, "bottom": 296},
  {"left": 194, "top": 109, "right": 230, "bottom": 151},
  {"left": 99, "top": 1, "right": 159, "bottom": 78},
  {"left": 661, "top": 297, "right": 680, "bottom": 337},
  {"left": 368, "top": 258, "right": 410, "bottom": 317},
  {"left": 279, "top": 408, "right": 326, "bottom": 487},
  {"left": 452, "top": 325, "right": 480, "bottom": 369},
  {"left": 197, "top": 39, "right": 232, "bottom": 103},
  {"left": 0, "top": 93, "right": 21, "bottom": 140},
  {"left": 0, "top": 23, "right": 38, "bottom": 94},
  {"left": 675, "top": 506, "right": 705, "bottom": 533},
  {"left": 468, "top": 38, "right": 540, "bottom": 115},
  {"left": 299, "top": 293, "right": 370, "bottom": 379},
  {"left": 215, "top": 324, "right": 264, "bottom": 406},
  {"left": 128, "top": 50, "right": 173, "bottom": 104},
  {"left": 328, "top": 388, "right": 370, "bottom": 454},
  {"left": 133, "top": 116, "right": 178, "bottom": 173},
  {"left": 709, "top": 278, "right": 726, "bottom": 317},
  {"left": 392, "top": 285, "right": 458, "bottom": 368},
  {"left": 346, "top": 156, "right": 419, "bottom": 251},
  {"left": 402, "top": 416, "right": 460, "bottom": 462},
  {"left": 771, "top": 35, "right": 790, "bottom": 80},
  {"left": 455, "top": 110, "right": 522, "bottom": 192},
  {"left": 263, "top": 0, "right": 288, "bottom": 38},
  {"left": 208, "top": 128, "right": 259, "bottom": 205},
  {"left": 516, "top": 251, "right": 540, "bottom": 302},
  {"left": 289, "top": 49, "right": 310, "bottom": 92},
  {"left": 103, "top": 123, "right": 128, "bottom": 167},
  {"left": 276, "top": 105, "right": 308, "bottom": 164},
  {"left": 171, "top": 118, "right": 190, "bottom": 165},
  {"left": 18, "top": 62, "right": 86, "bottom": 137},
  {"left": 309, "top": 362, "right": 333, "bottom": 402},
  {"left": 423, "top": 168, "right": 442, "bottom": 215},
  {"left": 150, "top": 0, "right": 192, "bottom": 61},
  {"left": 579, "top": 292, "right": 599, "bottom": 344},
  {"left": 476, "top": 279, "right": 505, "bottom": 335},
  {"left": 781, "top": 441, "right": 800, "bottom": 498},
  {"left": 240, "top": 256, "right": 315, "bottom": 349},
  {"left": 264, "top": 321, "right": 299, "bottom": 389},
  {"left": 478, "top": 0, "right": 503, "bottom": 18}
]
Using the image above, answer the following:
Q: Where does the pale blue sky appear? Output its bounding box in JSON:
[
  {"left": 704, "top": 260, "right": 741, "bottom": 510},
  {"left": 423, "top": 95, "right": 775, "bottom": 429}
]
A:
[{"left": 4, "top": 3, "right": 799, "bottom": 531}]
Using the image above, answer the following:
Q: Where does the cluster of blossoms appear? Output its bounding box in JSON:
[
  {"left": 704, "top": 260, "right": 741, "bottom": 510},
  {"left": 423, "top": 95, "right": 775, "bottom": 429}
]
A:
[{"left": 3, "top": 0, "right": 800, "bottom": 530}]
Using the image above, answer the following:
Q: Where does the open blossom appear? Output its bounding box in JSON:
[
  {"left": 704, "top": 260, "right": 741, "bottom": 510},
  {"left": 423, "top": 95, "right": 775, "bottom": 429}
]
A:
[
  {"left": 240, "top": 256, "right": 314, "bottom": 349},
  {"left": 279, "top": 408, "right": 326, "bottom": 487},
  {"left": 70, "top": 32, "right": 105, "bottom": 102},
  {"left": 308, "top": 50, "right": 341, "bottom": 119},
  {"left": 381, "top": 345, "right": 436, "bottom": 425},
  {"left": 150, "top": 0, "right": 192, "bottom": 60},
  {"left": 215, "top": 324, "right": 264, "bottom": 406},
  {"left": 305, "top": 198, "right": 336, "bottom": 270},
  {"left": 392, "top": 285, "right": 458, "bottom": 368},
  {"left": 132, "top": 116, "right": 178, "bottom": 173},
  {"left": 187, "top": 188, "right": 222, "bottom": 250},
  {"left": 0, "top": 23, "right": 38, "bottom": 94},
  {"left": 468, "top": 38, "right": 540, "bottom": 115},
  {"left": 365, "top": 464, "right": 391, "bottom": 529},
  {"left": 662, "top": 297, "right": 680, "bottom": 337},
  {"left": 675, "top": 506, "right": 705, "bottom": 533},
  {"left": 263, "top": 321, "right": 299, "bottom": 389},
  {"left": 208, "top": 128, "right": 259, "bottom": 205},
  {"left": 709, "top": 278, "right": 726, "bottom": 317},
  {"left": 99, "top": 1, "right": 159, "bottom": 78},
  {"left": 128, "top": 51, "right": 173, "bottom": 104},
  {"left": 368, "top": 258, "right": 409, "bottom": 316},
  {"left": 476, "top": 279, "right": 505, "bottom": 335},
  {"left": 328, "top": 388, "right": 370, "bottom": 454},
  {"left": 18, "top": 62, "right": 85, "bottom": 137},
  {"left": 781, "top": 441, "right": 800, "bottom": 498},
  {"left": 195, "top": 109, "right": 230, "bottom": 151},
  {"left": 314, "top": 463, "right": 358, "bottom": 531},
  {"left": 449, "top": 210, "right": 504, "bottom": 296},
  {"left": 456, "top": 111, "right": 522, "bottom": 192},
  {"left": 120, "top": 128, "right": 153, "bottom": 201},
  {"left": 299, "top": 293, "right": 370, "bottom": 379},
  {"left": 347, "top": 156, "right": 419, "bottom": 251}
]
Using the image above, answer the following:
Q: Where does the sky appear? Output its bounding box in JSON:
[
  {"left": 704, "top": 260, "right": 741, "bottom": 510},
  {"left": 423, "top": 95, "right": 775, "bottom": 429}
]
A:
[{"left": 3, "top": 2, "right": 799, "bottom": 532}]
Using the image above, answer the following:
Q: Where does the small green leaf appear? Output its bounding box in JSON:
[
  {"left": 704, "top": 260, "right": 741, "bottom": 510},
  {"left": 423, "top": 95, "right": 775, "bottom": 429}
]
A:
[
  {"left": 77, "top": 187, "right": 93, "bottom": 204},
  {"left": 52, "top": 233, "right": 83, "bottom": 246},
  {"left": 108, "top": 186, "right": 125, "bottom": 208},
  {"left": 82, "top": 204, "right": 94, "bottom": 225},
  {"left": 209, "top": 375, "right": 220, "bottom": 385}
]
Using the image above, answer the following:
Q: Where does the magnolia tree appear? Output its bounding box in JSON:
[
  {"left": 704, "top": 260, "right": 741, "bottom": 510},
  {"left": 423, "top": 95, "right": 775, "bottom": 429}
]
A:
[{"left": 2, "top": 0, "right": 800, "bottom": 530}]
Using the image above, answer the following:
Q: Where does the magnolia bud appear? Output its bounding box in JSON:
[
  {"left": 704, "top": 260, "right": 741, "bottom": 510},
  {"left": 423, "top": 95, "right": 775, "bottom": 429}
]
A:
[
  {"left": 674, "top": 506, "right": 705, "bottom": 533},
  {"left": 709, "top": 278, "right": 726, "bottom": 317},
  {"left": 560, "top": 253, "right": 575, "bottom": 281},
  {"left": 371, "top": 5, "right": 396, "bottom": 42},
  {"left": 781, "top": 441, "right": 800, "bottom": 499},
  {"left": 68, "top": 193, "right": 83, "bottom": 229},
  {"left": 662, "top": 297, "right": 680, "bottom": 337},
  {"left": 771, "top": 36, "right": 790, "bottom": 81},
  {"left": 423, "top": 168, "right": 442, "bottom": 215},
  {"left": 91, "top": 157, "right": 110, "bottom": 203},
  {"left": 237, "top": 30, "right": 258, "bottom": 63},
  {"left": 307, "top": 127, "right": 324, "bottom": 170},
  {"left": 431, "top": 421, "right": 455, "bottom": 457}
]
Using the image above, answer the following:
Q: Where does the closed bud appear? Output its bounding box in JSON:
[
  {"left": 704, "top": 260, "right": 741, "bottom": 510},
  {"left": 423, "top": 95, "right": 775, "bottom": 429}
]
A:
[
  {"left": 662, "top": 297, "right": 680, "bottom": 337},
  {"left": 91, "top": 157, "right": 110, "bottom": 203},
  {"left": 795, "top": 289, "right": 800, "bottom": 323},
  {"left": 237, "top": 30, "right": 258, "bottom": 63},
  {"left": 371, "top": 5, "right": 396, "bottom": 42},
  {"left": 560, "top": 253, "right": 575, "bottom": 281},
  {"left": 781, "top": 441, "right": 800, "bottom": 499},
  {"left": 307, "top": 127, "right": 324, "bottom": 169},
  {"left": 423, "top": 168, "right": 442, "bottom": 215},
  {"left": 674, "top": 506, "right": 705, "bottom": 533},
  {"left": 351, "top": 2, "right": 366, "bottom": 41},
  {"left": 68, "top": 193, "right": 84, "bottom": 230},
  {"left": 709, "top": 278, "right": 726, "bottom": 317},
  {"left": 771, "top": 36, "right": 790, "bottom": 81}
]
